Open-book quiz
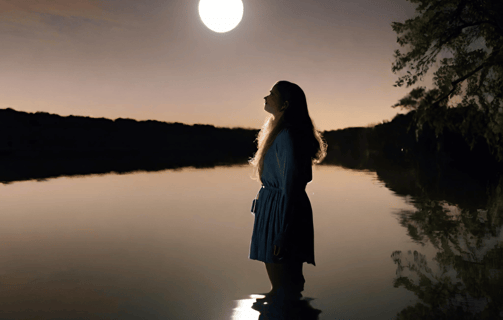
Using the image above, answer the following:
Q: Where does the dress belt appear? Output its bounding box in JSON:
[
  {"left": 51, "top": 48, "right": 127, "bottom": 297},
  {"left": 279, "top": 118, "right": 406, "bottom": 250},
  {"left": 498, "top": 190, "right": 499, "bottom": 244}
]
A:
[
  {"left": 252, "top": 184, "right": 303, "bottom": 213},
  {"left": 261, "top": 184, "right": 282, "bottom": 191},
  {"left": 260, "top": 184, "right": 307, "bottom": 198},
  {"left": 253, "top": 184, "right": 282, "bottom": 201}
]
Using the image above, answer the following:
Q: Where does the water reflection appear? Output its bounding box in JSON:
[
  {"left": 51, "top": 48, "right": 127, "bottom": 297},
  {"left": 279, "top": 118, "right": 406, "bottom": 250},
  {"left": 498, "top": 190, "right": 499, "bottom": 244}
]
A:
[
  {"left": 322, "top": 127, "right": 503, "bottom": 319},
  {"left": 1, "top": 147, "right": 502, "bottom": 318},
  {"left": 388, "top": 174, "right": 503, "bottom": 319},
  {"left": 232, "top": 295, "right": 321, "bottom": 320}
]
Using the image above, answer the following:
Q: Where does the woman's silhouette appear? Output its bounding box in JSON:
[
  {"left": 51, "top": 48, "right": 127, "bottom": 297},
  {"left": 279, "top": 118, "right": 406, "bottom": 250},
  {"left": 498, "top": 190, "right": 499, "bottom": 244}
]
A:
[{"left": 248, "top": 80, "right": 327, "bottom": 302}]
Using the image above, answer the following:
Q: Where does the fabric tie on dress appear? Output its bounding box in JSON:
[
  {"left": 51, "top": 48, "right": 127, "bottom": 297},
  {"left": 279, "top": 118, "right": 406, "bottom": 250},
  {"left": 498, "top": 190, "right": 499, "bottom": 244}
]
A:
[
  {"left": 251, "top": 185, "right": 281, "bottom": 214},
  {"left": 261, "top": 184, "right": 282, "bottom": 192}
]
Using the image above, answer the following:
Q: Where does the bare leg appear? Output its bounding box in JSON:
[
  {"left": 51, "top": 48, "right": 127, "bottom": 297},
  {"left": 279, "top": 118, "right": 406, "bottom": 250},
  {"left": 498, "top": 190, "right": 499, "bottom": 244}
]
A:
[
  {"left": 285, "top": 262, "right": 304, "bottom": 293},
  {"left": 263, "top": 262, "right": 304, "bottom": 301},
  {"left": 264, "top": 262, "right": 282, "bottom": 295}
]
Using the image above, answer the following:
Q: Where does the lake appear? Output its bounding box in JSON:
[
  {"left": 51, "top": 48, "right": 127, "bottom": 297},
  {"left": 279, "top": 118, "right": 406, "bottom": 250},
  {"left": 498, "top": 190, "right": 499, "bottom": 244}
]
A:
[{"left": 1, "top": 164, "right": 501, "bottom": 320}]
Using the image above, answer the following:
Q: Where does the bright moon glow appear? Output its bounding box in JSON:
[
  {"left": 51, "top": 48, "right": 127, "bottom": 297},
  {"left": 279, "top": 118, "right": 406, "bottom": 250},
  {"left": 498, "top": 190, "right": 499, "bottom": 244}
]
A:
[{"left": 199, "top": 0, "right": 244, "bottom": 33}]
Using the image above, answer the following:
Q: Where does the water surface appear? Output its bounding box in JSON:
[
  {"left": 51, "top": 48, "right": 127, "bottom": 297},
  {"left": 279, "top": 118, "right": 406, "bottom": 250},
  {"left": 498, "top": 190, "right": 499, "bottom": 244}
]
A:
[{"left": 1, "top": 164, "right": 500, "bottom": 319}]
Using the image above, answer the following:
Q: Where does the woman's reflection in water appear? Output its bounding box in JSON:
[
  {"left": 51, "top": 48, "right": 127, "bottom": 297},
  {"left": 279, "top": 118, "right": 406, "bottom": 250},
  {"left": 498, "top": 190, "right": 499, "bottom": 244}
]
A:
[
  {"left": 231, "top": 294, "right": 321, "bottom": 320},
  {"left": 252, "top": 297, "right": 322, "bottom": 320}
]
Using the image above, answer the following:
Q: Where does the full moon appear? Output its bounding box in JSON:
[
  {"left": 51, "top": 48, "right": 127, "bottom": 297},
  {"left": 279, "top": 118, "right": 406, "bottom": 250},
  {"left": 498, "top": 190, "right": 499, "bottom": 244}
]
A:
[{"left": 199, "top": 0, "right": 244, "bottom": 33}]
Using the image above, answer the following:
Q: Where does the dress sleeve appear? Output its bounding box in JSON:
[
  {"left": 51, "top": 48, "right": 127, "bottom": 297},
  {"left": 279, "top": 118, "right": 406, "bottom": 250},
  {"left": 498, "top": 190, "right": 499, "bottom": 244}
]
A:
[{"left": 273, "top": 128, "right": 308, "bottom": 248}]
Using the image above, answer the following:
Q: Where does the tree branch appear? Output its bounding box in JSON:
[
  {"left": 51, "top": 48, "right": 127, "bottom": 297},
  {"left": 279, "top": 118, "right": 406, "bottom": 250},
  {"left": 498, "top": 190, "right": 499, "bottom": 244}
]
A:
[
  {"left": 435, "top": 21, "right": 494, "bottom": 51},
  {"left": 471, "top": 0, "right": 503, "bottom": 37},
  {"left": 431, "top": 47, "right": 501, "bottom": 108}
]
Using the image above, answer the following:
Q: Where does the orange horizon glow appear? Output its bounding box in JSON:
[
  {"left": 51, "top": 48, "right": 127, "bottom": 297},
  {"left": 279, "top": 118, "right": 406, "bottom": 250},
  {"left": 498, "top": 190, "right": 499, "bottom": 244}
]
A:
[{"left": 1, "top": 0, "right": 448, "bottom": 131}]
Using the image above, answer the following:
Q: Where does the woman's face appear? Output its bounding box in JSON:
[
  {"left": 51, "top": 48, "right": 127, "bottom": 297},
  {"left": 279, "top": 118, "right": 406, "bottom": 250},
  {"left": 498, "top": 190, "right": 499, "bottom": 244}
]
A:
[{"left": 264, "top": 85, "right": 288, "bottom": 117}]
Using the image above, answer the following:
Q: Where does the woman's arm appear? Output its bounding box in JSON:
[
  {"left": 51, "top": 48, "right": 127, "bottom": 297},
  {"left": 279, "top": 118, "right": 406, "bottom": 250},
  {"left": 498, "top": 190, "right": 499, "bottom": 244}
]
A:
[{"left": 273, "top": 128, "right": 308, "bottom": 250}]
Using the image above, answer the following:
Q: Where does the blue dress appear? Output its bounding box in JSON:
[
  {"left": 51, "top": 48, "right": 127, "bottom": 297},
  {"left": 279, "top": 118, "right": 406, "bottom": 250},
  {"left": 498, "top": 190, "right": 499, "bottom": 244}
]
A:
[{"left": 249, "top": 128, "right": 315, "bottom": 266}]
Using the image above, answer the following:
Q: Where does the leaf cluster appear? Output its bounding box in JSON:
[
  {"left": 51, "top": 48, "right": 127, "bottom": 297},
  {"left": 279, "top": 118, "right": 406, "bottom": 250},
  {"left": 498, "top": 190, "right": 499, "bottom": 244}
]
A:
[{"left": 390, "top": 0, "right": 503, "bottom": 161}]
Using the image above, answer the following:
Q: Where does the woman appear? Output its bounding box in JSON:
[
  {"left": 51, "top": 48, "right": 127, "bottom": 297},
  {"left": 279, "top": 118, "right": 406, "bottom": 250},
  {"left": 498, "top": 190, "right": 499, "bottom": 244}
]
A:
[{"left": 248, "top": 80, "right": 327, "bottom": 302}]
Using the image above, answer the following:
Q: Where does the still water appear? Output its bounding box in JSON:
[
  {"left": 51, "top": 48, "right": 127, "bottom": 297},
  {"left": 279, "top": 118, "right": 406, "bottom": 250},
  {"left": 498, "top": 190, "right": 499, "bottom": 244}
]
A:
[{"left": 0, "top": 164, "right": 501, "bottom": 319}]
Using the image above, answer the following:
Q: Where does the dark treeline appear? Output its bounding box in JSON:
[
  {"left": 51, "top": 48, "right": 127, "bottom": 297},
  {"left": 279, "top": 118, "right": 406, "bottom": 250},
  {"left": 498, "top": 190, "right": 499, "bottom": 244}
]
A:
[
  {"left": 0, "top": 108, "right": 258, "bottom": 182},
  {"left": 325, "top": 107, "right": 502, "bottom": 175},
  {"left": 0, "top": 107, "right": 501, "bottom": 183},
  {"left": 0, "top": 108, "right": 256, "bottom": 160}
]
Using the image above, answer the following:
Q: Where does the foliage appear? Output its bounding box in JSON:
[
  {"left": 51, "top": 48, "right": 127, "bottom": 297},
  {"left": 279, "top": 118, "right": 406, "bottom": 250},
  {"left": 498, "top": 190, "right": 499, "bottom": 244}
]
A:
[
  {"left": 390, "top": 0, "right": 503, "bottom": 161},
  {"left": 390, "top": 175, "right": 503, "bottom": 319}
]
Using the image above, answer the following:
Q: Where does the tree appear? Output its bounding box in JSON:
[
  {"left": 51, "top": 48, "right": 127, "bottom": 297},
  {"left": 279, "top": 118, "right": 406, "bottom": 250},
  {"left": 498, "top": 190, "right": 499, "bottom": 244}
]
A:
[{"left": 390, "top": 0, "right": 503, "bottom": 162}]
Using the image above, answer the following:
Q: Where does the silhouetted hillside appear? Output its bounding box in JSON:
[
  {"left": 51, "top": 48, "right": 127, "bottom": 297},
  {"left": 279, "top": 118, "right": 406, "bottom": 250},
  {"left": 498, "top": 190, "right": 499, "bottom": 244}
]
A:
[
  {"left": 0, "top": 107, "right": 500, "bottom": 183},
  {"left": 0, "top": 108, "right": 261, "bottom": 182},
  {"left": 323, "top": 109, "right": 501, "bottom": 174},
  {"left": 0, "top": 108, "right": 257, "bottom": 160}
]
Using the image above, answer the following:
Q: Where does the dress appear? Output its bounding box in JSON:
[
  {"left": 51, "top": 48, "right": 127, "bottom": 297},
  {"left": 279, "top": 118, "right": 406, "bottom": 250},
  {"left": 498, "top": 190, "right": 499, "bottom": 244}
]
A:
[{"left": 249, "top": 127, "right": 315, "bottom": 266}]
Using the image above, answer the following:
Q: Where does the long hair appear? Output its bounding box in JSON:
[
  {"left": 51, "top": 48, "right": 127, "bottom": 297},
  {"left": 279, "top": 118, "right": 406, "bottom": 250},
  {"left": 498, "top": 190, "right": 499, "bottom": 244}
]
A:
[{"left": 249, "top": 81, "right": 328, "bottom": 184}]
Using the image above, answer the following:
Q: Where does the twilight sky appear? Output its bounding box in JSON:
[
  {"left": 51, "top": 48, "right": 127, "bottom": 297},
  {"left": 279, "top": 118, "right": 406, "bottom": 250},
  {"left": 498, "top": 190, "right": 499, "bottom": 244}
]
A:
[{"left": 0, "top": 0, "right": 452, "bottom": 131}]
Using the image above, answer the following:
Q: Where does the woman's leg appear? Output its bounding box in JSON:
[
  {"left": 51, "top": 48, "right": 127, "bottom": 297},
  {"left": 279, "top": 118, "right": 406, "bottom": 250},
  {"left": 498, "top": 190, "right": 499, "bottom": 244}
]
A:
[
  {"left": 275, "top": 261, "right": 304, "bottom": 301},
  {"left": 265, "top": 261, "right": 304, "bottom": 299},
  {"left": 286, "top": 261, "right": 305, "bottom": 293},
  {"left": 265, "top": 262, "right": 282, "bottom": 294}
]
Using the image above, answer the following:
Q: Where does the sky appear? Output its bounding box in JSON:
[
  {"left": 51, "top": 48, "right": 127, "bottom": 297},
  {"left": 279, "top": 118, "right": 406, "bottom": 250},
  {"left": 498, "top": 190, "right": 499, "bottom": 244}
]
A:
[{"left": 0, "top": 0, "right": 452, "bottom": 131}]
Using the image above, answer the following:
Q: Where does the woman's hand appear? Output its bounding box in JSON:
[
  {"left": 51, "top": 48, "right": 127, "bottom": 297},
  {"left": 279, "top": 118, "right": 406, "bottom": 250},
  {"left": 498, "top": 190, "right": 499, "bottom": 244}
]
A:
[{"left": 273, "top": 245, "right": 286, "bottom": 262}]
